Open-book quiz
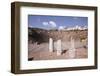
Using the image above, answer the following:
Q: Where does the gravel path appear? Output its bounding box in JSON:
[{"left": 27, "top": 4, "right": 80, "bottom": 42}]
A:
[{"left": 28, "top": 41, "right": 87, "bottom": 60}]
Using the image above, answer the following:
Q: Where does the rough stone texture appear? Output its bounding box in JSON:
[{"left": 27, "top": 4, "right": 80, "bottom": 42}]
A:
[
  {"left": 28, "top": 28, "right": 87, "bottom": 43},
  {"left": 28, "top": 28, "right": 88, "bottom": 60}
]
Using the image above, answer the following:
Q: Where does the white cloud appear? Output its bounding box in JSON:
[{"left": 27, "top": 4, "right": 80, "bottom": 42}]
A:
[
  {"left": 42, "top": 21, "right": 57, "bottom": 29},
  {"left": 28, "top": 24, "right": 34, "bottom": 28},
  {"left": 49, "top": 21, "right": 57, "bottom": 28},
  {"left": 58, "top": 26, "right": 65, "bottom": 30},
  {"left": 42, "top": 22, "right": 49, "bottom": 26}
]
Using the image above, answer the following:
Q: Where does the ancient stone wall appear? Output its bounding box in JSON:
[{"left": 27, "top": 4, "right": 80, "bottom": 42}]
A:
[
  {"left": 29, "top": 28, "right": 87, "bottom": 43},
  {"left": 47, "top": 30, "right": 87, "bottom": 41}
]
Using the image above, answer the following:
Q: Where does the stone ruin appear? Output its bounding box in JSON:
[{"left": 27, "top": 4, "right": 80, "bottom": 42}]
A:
[{"left": 49, "top": 37, "right": 76, "bottom": 58}]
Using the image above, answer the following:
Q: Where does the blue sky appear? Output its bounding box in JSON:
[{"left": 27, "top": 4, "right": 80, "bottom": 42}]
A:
[{"left": 28, "top": 15, "right": 88, "bottom": 30}]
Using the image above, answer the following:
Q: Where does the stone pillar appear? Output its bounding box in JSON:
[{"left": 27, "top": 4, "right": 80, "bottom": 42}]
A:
[
  {"left": 57, "top": 39, "right": 62, "bottom": 56},
  {"left": 68, "top": 37, "right": 75, "bottom": 58},
  {"left": 49, "top": 38, "right": 53, "bottom": 52}
]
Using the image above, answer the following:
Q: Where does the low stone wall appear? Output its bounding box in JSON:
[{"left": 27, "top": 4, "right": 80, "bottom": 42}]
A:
[
  {"left": 47, "top": 30, "right": 87, "bottom": 41},
  {"left": 29, "top": 28, "right": 87, "bottom": 43}
]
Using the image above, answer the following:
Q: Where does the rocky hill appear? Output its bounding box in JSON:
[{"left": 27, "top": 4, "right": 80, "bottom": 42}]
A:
[{"left": 28, "top": 27, "right": 87, "bottom": 44}]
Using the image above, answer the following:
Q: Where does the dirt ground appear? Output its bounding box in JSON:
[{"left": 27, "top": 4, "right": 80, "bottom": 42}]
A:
[{"left": 28, "top": 41, "right": 88, "bottom": 61}]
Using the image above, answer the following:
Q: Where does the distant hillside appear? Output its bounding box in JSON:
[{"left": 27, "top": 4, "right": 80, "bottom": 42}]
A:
[
  {"left": 28, "top": 27, "right": 87, "bottom": 44},
  {"left": 28, "top": 27, "right": 49, "bottom": 44}
]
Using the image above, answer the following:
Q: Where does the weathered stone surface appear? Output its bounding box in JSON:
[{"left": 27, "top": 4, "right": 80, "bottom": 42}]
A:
[
  {"left": 28, "top": 28, "right": 87, "bottom": 43},
  {"left": 28, "top": 28, "right": 88, "bottom": 60}
]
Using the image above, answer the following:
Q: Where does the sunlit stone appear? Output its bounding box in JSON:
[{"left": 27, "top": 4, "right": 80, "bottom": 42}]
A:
[
  {"left": 69, "top": 37, "right": 75, "bottom": 58},
  {"left": 49, "top": 38, "right": 53, "bottom": 52},
  {"left": 57, "top": 39, "right": 62, "bottom": 56}
]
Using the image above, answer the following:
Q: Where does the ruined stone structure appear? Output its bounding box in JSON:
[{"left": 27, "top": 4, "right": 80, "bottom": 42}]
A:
[
  {"left": 29, "top": 28, "right": 87, "bottom": 44},
  {"left": 47, "top": 30, "right": 87, "bottom": 42},
  {"left": 28, "top": 28, "right": 88, "bottom": 60}
]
